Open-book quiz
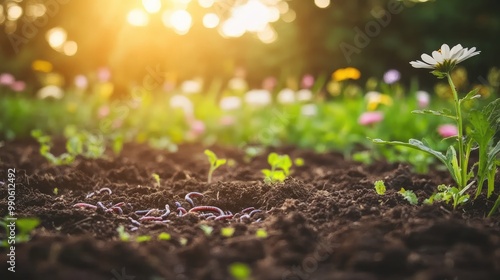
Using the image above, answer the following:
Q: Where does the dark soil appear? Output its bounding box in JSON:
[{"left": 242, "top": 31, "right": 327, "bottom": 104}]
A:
[{"left": 1, "top": 140, "right": 499, "bottom": 280}]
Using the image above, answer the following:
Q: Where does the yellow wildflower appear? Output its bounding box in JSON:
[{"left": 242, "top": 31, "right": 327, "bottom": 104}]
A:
[
  {"left": 32, "top": 60, "right": 53, "bottom": 73},
  {"left": 332, "top": 67, "right": 361, "bottom": 82}
]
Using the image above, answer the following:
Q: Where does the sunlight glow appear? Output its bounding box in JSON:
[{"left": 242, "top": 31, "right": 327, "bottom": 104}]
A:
[
  {"left": 26, "top": 4, "right": 46, "bottom": 18},
  {"left": 314, "top": 0, "right": 331, "bottom": 9},
  {"left": 142, "top": 0, "right": 161, "bottom": 14},
  {"left": 198, "top": 0, "right": 214, "bottom": 8},
  {"left": 257, "top": 25, "right": 277, "bottom": 44},
  {"left": 220, "top": 18, "right": 245, "bottom": 38},
  {"left": 46, "top": 27, "right": 67, "bottom": 49},
  {"left": 127, "top": 9, "right": 149, "bottom": 26},
  {"left": 232, "top": 0, "right": 269, "bottom": 32},
  {"left": 7, "top": 4, "right": 23, "bottom": 21},
  {"left": 170, "top": 10, "right": 192, "bottom": 34},
  {"left": 203, "top": 13, "right": 219, "bottom": 29},
  {"left": 63, "top": 41, "right": 78, "bottom": 56}
]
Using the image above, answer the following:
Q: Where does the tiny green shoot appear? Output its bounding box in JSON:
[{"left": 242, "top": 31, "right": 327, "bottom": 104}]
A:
[
  {"left": 152, "top": 173, "right": 160, "bottom": 186},
  {"left": 204, "top": 149, "right": 227, "bottom": 183},
  {"left": 157, "top": 232, "right": 172, "bottom": 241},
  {"left": 199, "top": 224, "right": 214, "bottom": 236},
  {"left": 179, "top": 237, "right": 188, "bottom": 246},
  {"left": 294, "top": 157, "right": 305, "bottom": 167},
  {"left": 221, "top": 227, "right": 235, "bottom": 237},
  {"left": 136, "top": 235, "right": 152, "bottom": 242},
  {"left": 374, "top": 180, "right": 386, "bottom": 195},
  {"left": 53, "top": 187, "right": 59, "bottom": 195},
  {"left": 398, "top": 188, "right": 418, "bottom": 205},
  {"left": 228, "top": 262, "right": 252, "bottom": 280},
  {"left": 423, "top": 184, "right": 470, "bottom": 209},
  {"left": 262, "top": 152, "right": 293, "bottom": 184},
  {"left": 117, "top": 225, "right": 130, "bottom": 242},
  {"left": 255, "top": 228, "right": 268, "bottom": 239}
]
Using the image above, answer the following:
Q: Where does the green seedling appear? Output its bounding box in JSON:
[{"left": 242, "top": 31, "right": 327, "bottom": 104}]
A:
[
  {"left": 398, "top": 188, "right": 418, "bottom": 205},
  {"left": 255, "top": 228, "right": 268, "bottom": 239},
  {"left": 228, "top": 262, "right": 252, "bottom": 280},
  {"left": 116, "top": 225, "right": 130, "bottom": 242},
  {"left": 204, "top": 149, "right": 227, "bottom": 183},
  {"left": 374, "top": 180, "right": 386, "bottom": 195},
  {"left": 424, "top": 184, "right": 470, "bottom": 209},
  {"left": 1, "top": 217, "right": 40, "bottom": 247},
  {"left": 373, "top": 47, "right": 499, "bottom": 214},
  {"left": 157, "top": 232, "right": 171, "bottom": 241},
  {"left": 199, "top": 224, "right": 214, "bottom": 236},
  {"left": 294, "top": 157, "right": 305, "bottom": 167},
  {"left": 136, "top": 235, "right": 152, "bottom": 242},
  {"left": 31, "top": 129, "right": 75, "bottom": 165},
  {"left": 262, "top": 152, "right": 292, "bottom": 184},
  {"left": 221, "top": 227, "right": 235, "bottom": 237},
  {"left": 152, "top": 173, "right": 160, "bottom": 186},
  {"left": 179, "top": 237, "right": 188, "bottom": 246},
  {"left": 53, "top": 187, "right": 59, "bottom": 195}
]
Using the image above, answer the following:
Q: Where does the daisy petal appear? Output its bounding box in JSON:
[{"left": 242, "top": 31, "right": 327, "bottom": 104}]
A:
[
  {"left": 432, "top": 51, "right": 444, "bottom": 64},
  {"left": 410, "top": 61, "right": 433, "bottom": 69},
  {"left": 450, "top": 44, "right": 463, "bottom": 59},
  {"left": 421, "top": 54, "right": 436, "bottom": 65},
  {"left": 441, "top": 44, "right": 450, "bottom": 60}
]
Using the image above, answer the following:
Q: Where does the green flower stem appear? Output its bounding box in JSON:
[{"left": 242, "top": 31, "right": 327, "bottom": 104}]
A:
[{"left": 447, "top": 74, "right": 468, "bottom": 189}]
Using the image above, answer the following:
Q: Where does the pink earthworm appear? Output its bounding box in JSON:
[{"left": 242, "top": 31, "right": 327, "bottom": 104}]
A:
[
  {"left": 73, "top": 203, "right": 98, "bottom": 210},
  {"left": 177, "top": 207, "right": 187, "bottom": 216},
  {"left": 96, "top": 187, "right": 112, "bottom": 195},
  {"left": 185, "top": 192, "right": 204, "bottom": 207},
  {"left": 106, "top": 207, "right": 123, "bottom": 215},
  {"left": 239, "top": 214, "right": 251, "bottom": 222},
  {"left": 128, "top": 217, "right": 141, "bottom": 227},
  {"left": 241, "top": 207, "right": 255, "bottom": 213},
  {"left": 97, "top": 202, "right": 108, "bottom": 211},
  {"left": 160, "top": 205, "right": 171, "bottom": 219},
  {"left": 189, "top": 206, "right": 225, "bottom": 216},
  {"left": 215, "top": 214, "right": 233, "bottom": 221},
  {"left": 139, "top": 216, "right": 163, "bottom": 221},
  {"left": 249, "top": 210, "right": 262, "bottom": 217}
]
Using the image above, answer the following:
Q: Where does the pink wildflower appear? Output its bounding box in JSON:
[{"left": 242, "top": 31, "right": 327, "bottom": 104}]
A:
[
  {"left": 416, "top": 91, "right": 430, "bottom": 108},
  {"left": 0, "top": 73, "right": 14, "bottom": 85},
  {"left": 437, "top": 124, "right": 458, "bottom": 138},
  {"left": 358, "top": 111, "right": 384, "bottom": 126},
  {"left": 10, "top": 81, "right": 26, "bottom": 92}
]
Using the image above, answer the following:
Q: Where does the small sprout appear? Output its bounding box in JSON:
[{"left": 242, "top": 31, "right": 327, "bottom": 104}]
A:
[
  {"left": 136, "top": 235, "right": 152, "bottom": 242},
  {"left": 228, "top": 262, "right": 252, "bottom": 280},
  {"left": 157, "top": 232, "right": 171, "bottom": 241},
  {"left": 53, "top": 187, "right": 59, "bottom": 195},
  {"left": 424, "top": 184, "right": 470, "bottom": 209},
  {"left": 255, "top": 228, "right": 268, "bottom": 239},
  {"left": 204, "top": 149, "right": 227, "bottom": 183},
  {"left": 294, "top": 157, "right": 305, "bottom": 167},
  {"left": 117, "top": 225, "right": 130, "bottom": 241},
  {"left": 152, "top": 173, "right": 160, "bottom": 186},
  {"left": 398, "top": 188, "right": 418, "bottom": 205},
  {"left": 221, "top": 227, "right": 235, "bottom": 237},
  {"left": 374, "top": 180, "right": 386, "bottom": 195},
  {"left": 262, "top": 153, "right": 292, "bottom": 184},
  {"left": 199, "top": 224, "right": 214, "bottom": 236}
]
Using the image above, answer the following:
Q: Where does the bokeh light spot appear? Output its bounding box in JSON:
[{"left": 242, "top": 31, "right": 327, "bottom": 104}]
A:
[
  {"left": 127, "top": 9, "right": 149, "bottom": 26},
  {"left": 142, "top": 0, "right": 161, "bottom": 14},
  {"left": 7, "top": 4, "right": 23, "bottom": 21},
  {"left": 203, "top": 13, "right": 219, "bottom": 29},
  {"left": 63, "top": 41, "right": 78, "bottom": 56},
  {"left": 46, "top": 27, "right": 67, "bottom": 50},
  {"left": 314, "top": 0, "right": 331, "bottom": 9}
]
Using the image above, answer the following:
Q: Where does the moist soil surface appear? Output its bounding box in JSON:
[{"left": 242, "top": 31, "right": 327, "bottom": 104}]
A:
[{"left": 1, "top": 140, "right": 499, "bottom": 280}]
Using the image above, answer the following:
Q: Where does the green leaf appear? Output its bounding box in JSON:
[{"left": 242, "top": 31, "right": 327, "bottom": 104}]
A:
[
  {"left": 215, "top": 159, "right": 227, "bottom": 168},
  {"left": 255, "top": 229, "right": 268, "bottom": 238},
  {"left": 117, "top": 225, "right": 130, "bottom": 241},
  {"left": 411, "top": 109, "right": 456, "bottom": 120},
  {"left": 398, "top": 188, "right": 418, "bottom": 205},
  {"left": 374, "top": 180, "right": 386, "bottom": 195},
  {"left": 294, "top": 158, "right": 305, "bottom": 166},
  {"left": 461, "top": 88, "right": 480, "bottom": 103},
  {"left": 16, "top": 218, "right": 40, "bottom": 235},
  {"left": 204, "top": 149, "right": 217, "bottom": 165}
]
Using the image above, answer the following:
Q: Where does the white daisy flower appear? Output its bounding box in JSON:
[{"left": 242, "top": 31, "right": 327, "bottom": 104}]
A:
[{"left": 410, "top": 44, "right": 480, "bottom": 73}]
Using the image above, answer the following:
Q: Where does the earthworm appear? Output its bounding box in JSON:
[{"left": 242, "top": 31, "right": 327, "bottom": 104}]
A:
[
  {"left": 198, "top": 213, "right": 216, "bottom": 218},
  {"left": 134, "top": 209, "right": 151, "bottom": 215},
  {"left": 130, "top": 227, "right": 139, "bottom": 232},
  {"left": 206, "top": 216, "right": 216, "bottom": 221},
  {"left": 185, "top": 192, "right": 204, "bottom": 207},
  {"left": 249, "top": 210, "right": 262, "bottom": 217},
  {"left": 97, "top": 201, "right": 108, "bottom": 211},
  {"left": 106, "top": 207, "right": 123, "bottom": 215},
  {"left": 73, "top": 203, "right": 98, "bottom": 210},
  {"left": 139, "top": 216, "right": 163, "bottom": 221},
  {"left": 241, "top": 207, "right": 255, "bottom": 213},
  {"left": 128, "top": 217, "right": 141, "bottom": 227},
  {"left": 215, "top": 214, "right": 233, "bottom": 221},
  {"left": 239, "top": 214, "right": 251, "bottom": 222},
  {"left": 111, "top": 202, "right": 125, "bottom": 208},
  {"left": 189, "top": 206, "right": 225, "bottom": 216},
  {"left": 177, "top": 207, "right": 187, "bottom": 216},
  {"left": 97, "top": 187, "right": 112, "bottom": 195},
  {"left": 160, "top": 205, "right": 171, "bottom": 219},
  {"left": 142, "top": 208, "right": 158, "bottom": 217}
]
